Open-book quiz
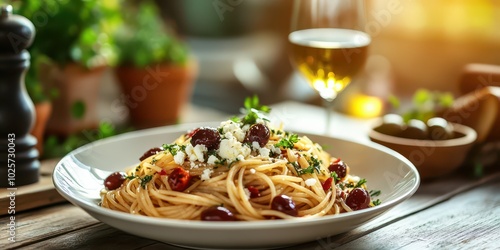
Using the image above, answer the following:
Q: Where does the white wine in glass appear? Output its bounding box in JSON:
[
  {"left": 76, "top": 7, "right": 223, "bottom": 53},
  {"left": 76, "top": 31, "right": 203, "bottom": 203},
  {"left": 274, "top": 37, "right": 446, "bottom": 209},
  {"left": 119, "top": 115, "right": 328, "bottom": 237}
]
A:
[{"left": 288, "top": 0, "right": 371, "bottom": 134}]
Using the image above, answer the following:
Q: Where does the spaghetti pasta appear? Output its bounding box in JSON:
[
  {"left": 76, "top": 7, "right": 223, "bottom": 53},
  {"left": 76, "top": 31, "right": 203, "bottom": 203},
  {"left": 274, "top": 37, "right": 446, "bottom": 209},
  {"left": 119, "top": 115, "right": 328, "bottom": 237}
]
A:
[{"left": 101, "top": 98, "right": 381, "bottom": 221}]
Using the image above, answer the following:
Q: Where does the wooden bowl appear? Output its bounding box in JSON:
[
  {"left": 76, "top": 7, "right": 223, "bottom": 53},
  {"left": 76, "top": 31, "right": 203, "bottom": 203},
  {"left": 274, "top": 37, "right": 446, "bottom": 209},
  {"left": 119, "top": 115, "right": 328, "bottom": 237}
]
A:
[{"left": 369, "top": 122, "right": 477, "bottom": 179}]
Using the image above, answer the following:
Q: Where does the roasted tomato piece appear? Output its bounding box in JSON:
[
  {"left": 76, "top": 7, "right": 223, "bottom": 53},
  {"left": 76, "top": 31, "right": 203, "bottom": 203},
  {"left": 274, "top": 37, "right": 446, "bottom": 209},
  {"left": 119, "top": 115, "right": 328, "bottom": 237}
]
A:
[
  {"left": 322, "top": 177, "right": 333, "bottom": 191},
  {"left": 168, "top": 167, "right": 192, "bottom": 192}
]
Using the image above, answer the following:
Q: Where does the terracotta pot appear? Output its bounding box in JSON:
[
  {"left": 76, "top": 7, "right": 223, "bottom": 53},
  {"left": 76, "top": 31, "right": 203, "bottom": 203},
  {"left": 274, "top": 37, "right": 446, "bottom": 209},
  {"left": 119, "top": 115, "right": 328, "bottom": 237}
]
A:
[
  {"left": 115, "top": 60, "right": 197, "bottom": 128},
  {"left": 39, "top": 63, "right": 106, "bottom": 135},
  {"left": 31, "top": 101, "right": 52, "bottom": 156}
]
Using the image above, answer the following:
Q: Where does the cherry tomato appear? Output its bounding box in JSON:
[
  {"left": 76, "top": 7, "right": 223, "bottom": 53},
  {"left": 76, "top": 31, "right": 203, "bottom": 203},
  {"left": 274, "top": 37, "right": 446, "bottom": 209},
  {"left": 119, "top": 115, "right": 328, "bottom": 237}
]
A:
[
  {"left": 191, "top": 127, "right": 221, "bottom": 150},
  {"left": 345, "top": 188, "right": 370, "bottom": 211},
  {"left": 328, "top": 160, "right": 347, "bottom": 179},
  {"left": 244, "top": 124, "right": 270, "bottom": 147},
  {"left": 104, "top": 172, "right": 126, "bottom": 190},
  {"left": 201, "top": 206, "right": 237, "bottom": 221},
  {"left": 271, "top": 194, "right": 298, "bottom": 217},
  {"left": 139, "top": 147, "right": 162, "bottom": 161}
]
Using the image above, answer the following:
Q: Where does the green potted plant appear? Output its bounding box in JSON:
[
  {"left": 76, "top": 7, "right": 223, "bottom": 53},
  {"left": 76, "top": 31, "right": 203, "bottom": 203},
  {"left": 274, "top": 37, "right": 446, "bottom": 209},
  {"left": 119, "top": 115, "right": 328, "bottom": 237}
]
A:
[
  {"left": 114, "top": 1, "right": 197, "bottom": 128},
  {"left": 15, "top": 0, "right": 121, "bottom": 135}
]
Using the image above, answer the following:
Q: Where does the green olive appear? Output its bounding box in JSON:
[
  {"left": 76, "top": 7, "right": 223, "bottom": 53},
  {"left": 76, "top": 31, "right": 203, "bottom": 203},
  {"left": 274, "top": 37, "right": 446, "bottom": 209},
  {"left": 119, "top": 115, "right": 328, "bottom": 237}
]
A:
[
  {"left": 399, "top": 119, "right": 428, "bottom": 140},
  {"left": 374, "top": 114, "right": 405, "bottom": 136},
  {"left": 427, "top": 117, "right": 453, "bottom": 140}
]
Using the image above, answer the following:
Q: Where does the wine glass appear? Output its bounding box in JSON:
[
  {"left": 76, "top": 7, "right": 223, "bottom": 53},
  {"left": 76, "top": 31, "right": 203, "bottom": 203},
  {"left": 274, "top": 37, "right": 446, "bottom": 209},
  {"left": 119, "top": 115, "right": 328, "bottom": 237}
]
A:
[{"left": 288, "top": 0, "right": 371, "bottom": 134}]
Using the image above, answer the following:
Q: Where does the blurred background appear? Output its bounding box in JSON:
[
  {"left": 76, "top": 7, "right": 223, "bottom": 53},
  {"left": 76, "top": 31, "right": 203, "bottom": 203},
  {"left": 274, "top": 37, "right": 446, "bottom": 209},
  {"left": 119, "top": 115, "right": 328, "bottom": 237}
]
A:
[{"left": 8, "top": 0, "right": 500, "bottom": 158}]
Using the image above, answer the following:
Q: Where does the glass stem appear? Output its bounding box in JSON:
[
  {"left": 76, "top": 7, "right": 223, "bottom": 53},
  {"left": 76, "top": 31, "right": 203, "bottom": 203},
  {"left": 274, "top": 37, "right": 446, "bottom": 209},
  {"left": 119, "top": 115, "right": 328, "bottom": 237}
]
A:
[{"left": 323, "top": 98, "right": 335, "bottom": 135}]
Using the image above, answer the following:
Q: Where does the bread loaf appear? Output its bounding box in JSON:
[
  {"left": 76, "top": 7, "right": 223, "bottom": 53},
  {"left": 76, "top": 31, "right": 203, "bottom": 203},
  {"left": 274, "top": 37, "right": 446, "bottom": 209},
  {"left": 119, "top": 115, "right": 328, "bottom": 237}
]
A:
[{"left": 440, "top": 87, "right": 500, "bottom": 142}]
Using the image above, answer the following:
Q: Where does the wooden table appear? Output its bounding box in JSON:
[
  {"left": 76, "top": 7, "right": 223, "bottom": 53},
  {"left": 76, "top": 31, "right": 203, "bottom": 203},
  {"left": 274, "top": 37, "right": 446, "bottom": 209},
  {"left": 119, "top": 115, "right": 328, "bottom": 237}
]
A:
[{"left": 2, "top": 102, "right": 499, "bottom": 249}]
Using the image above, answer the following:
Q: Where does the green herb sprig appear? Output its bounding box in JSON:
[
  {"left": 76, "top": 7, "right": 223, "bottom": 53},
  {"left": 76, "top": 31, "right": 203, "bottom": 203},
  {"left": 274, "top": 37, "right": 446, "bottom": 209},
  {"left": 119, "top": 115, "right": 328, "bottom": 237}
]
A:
[
  {"left": 275, "top": 134, "right": 299, "bottom": 149},
  {"left": 140, "top": 175, "right": 153, "bottom": 188},
  {"left": 331, "top": 172, "right": 340, "bottom": 183},
  {"left": 162, "top": 144, "right": 186, "bottom": 156},
  {"left": 346, "top": 178, "right": 367, "bottom": 189},
  {"left": 290, "top": 156, "right": 321, "bottom": 176},
  {"left": 369, "top": 190, "right": 381, "bottom": 197},
  {"left": 231, "top": 95, "right": 271, "bottom": 125}
]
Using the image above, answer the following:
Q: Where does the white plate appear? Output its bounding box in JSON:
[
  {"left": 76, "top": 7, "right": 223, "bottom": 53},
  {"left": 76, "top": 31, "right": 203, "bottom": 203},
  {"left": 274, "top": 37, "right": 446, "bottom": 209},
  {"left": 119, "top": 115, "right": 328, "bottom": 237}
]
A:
[{"left": 53, "top": 123, "right": 420, "bottom": 249}]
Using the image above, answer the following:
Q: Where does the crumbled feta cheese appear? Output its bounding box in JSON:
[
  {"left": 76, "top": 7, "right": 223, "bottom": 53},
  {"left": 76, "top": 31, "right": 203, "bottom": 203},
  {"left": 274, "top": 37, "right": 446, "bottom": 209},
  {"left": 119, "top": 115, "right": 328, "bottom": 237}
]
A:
[
  {"left": 237, "top": 154, "right": 245, "bottom": 161},
  {"left": 185, "top": 143, "right": 207, "bottom": 162},
  {"left": 218, "top": 137, "right": 251, "bottom": 160},
  {"left": 271, "top": 145, "right": 281, "bottom": 155},
  {"left": 258, "top": 147, "right": 270, "bottom": 158},
  {"left": 252, "top": 141, "right": 261, "bottom": 150},
  {"left": 305, "top": 178, "right": 317, "bottom": 187},
  {"left": 225, "top": 132, "right": 234, "bottom": 139},
  {"left": 174, "top": 151, "right": 186, "bottom": 165},
  {"left": 207, "top": 155, "right": 218, "bottom": 165},
  {"left": 193, "top": 144, "right": 207, "bottom": 162},
  {"left": 241, "top": 124, "right": 250, "bottom": 133},
  {"left": 220, "top": 120, "right": 245, "bottom": 142},
  {"left": 249, "top": 168, "right": 256, "bottom": 174},
  {"left": 190, "top": 162, "right": 198, "bottom": 169},
  {"left": 201, "top": 169, "right": 213, "bottom": 181},
  {"left": 256, "top": 118, "right": 265, "bottom": 124}
]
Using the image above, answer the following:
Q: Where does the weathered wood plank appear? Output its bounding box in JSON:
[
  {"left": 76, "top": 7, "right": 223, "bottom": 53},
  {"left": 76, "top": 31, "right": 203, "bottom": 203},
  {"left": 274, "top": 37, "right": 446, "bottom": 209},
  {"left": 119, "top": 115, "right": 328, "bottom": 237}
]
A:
[
  {"left": 334, "top": 180, "right": 500, "bottom": 249},
  {"left": 0, "top": 159, "right": 66, "bottom": 216},
  {"left": 288, "top": 170, "right": 500, "bottom": 249},
  {"left": 15, "top": 223, "right": 162, "bottom": 250},
  {"left": 1, "top": 203, "right": 99, "bottom": 250}
]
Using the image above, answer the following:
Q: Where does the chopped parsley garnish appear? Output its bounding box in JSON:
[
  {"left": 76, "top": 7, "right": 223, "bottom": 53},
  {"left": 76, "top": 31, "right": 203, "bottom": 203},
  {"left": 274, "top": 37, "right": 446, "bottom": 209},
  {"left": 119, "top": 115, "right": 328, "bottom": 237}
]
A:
[
  {"left": 369, "top": 190, "right": 381, "bottom": 197},
  {"left": 307, "top": 156, "right": 322, "bottom": 173},
  {"left": 373, "top": 199, "right": 381, "bottom": 206},
  {"left": 298, "top": 166, "right": 316, "bottom": 175},
  {"left": 331, "top": 172, "right": 339, "bottom": 183},
  {"left": 290, "top": 157, "right": 321, "bottom": 176},
  {"left": 232, "top": 95, "right": 271, "bottom": 125},
  {"left": 275, "top": 133, "right": 299, "bottom": 149},
  {"left": 289, "top": 161, "right": 301, "bottom": 174},
  {"left": 125, "top": 174, "right": 136, "bottom": 180},
  {"left": 140, "top": 175, "right": 153, "bottom": 188},
  {"left": 271, "top": 129, "right": 283, "bottom": 135},
  {"left": 354, "top": 178, "right": 367, "bottom": 189},
  {"left": 214, "top": 158, "right": 239, "bottom": 168},
  {"left": 345, "top": 178, "right": 367, "bottom": 189},
  {"left": 150, "top": 158, "right": 158, "bottom": 164},
  {"left": 207, "top": 149, "right": 217, "bottom": 156},
  {"left": 162, "top": 144, "right": 185, "bottom": 156},
  {"left": 214, "top": 158, "right": 227, "bottom": 166}
]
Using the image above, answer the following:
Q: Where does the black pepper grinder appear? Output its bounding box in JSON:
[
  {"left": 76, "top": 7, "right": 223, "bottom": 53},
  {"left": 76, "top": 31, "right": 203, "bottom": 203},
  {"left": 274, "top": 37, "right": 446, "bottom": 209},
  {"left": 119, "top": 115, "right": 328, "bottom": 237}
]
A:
[{"left": 0, "top": 5, "right": 39, "bottom": 187}]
